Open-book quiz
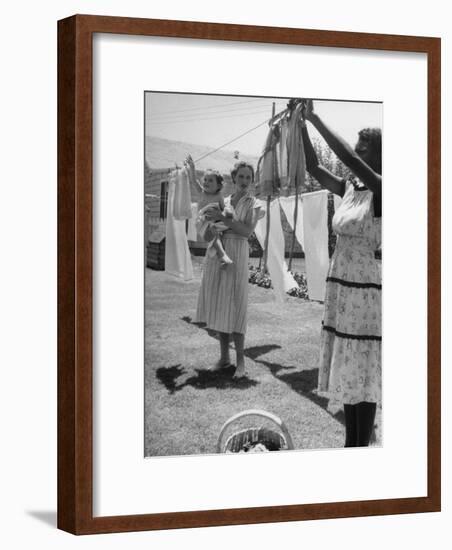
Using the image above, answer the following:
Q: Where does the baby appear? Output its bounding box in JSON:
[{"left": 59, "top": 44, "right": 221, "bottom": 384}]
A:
[{"left": 185, "top": 155, "right": 233, "bottom": 267}]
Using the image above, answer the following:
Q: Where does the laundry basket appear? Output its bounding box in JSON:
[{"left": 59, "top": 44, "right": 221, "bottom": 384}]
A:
[{"left": 216, "top": 409, "right": 294, "bottom": 453}]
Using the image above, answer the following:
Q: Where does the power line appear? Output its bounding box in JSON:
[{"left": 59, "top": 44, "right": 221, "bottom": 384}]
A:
[
  {"left": 193, "top": 118, "right": 270, "bottom": 163},
  {"left": 149, "top": 100, "right": 287, "bottom": 122},
  {"left": 149, "top": 107, "right": 284, "bottom": 125},
  {"left": 146, "top": 97, "right": 272, "bottom": 117}
]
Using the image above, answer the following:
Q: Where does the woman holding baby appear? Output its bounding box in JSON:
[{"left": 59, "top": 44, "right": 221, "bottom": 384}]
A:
[{"left": 186, "top": 157, "right": 263, "bottom": 379}]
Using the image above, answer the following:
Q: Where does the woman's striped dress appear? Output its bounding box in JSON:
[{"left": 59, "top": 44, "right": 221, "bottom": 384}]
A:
[
  {"left": 195, "top": 194, "right": 262, "bottom": 335},
  {"left": 318, "top": 179, "right": 382, "bottom": 414}
]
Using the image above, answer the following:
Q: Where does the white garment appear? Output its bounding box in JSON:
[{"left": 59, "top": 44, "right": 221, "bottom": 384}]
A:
[
  {"left": 187, "top": 203, "right": 198, "bottom": 241},
  {"left": 278, "top": 195, "right": 304, "bottom": 250},
  {"left": 302, "top": 190, "right": 329, "bottom": 301},
  {"left": 165, "top": 174, "right": 194, "bottom": 281},
  {"left": 254, "top": 199, "right": 297, "bottom": 302},
  {"left": 173, "top": 167, "right": 192, "bottom": 220},
  {"left": 333, "top": 194, "right": 343, "bottom": 213}
]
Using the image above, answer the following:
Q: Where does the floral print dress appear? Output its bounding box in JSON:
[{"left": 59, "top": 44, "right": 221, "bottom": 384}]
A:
[{"left": 318, "top": 179, "right": 382, "bottom": 414}]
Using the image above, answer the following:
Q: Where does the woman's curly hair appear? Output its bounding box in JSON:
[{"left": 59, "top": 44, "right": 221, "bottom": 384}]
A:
[
  {"left": 231, "top": 161, "right": 255, "bottom": 183},
  {"left": 358, "top": 127, "right": 382, "bottom": 173}
]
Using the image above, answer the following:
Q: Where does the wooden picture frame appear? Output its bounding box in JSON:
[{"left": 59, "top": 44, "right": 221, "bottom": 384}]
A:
[{"left": 58, "top": 14, "right": 441, "bottom": 535}]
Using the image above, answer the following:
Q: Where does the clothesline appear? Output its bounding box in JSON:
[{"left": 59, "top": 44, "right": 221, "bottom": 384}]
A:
[{"left": 193, "top": 118, "right": 271, "bottom": 163}]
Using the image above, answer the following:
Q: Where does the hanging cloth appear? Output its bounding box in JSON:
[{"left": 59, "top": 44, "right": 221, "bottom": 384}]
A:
[
  {"left": 333, "top": 194, "right": 343, "bottom": 213},
  {"left": 187, "top": 203, "right": 198, "bottom": 241},
  {"left": 256, "top": 125, "right": 280, "bottom": 197},
  {"left": 254, "top": 199, "right": 297, "bottom": 302},
  {"left": 278, "top": 115, "right": 290, "bottom": 194},
  {"left": 302, "top": 190, "right": 329, "bottom": 301},
  {"left": 286, "top": 102, "right": 306, "bottom": 195},
  {"left": 173, "top": 167, "right": 192, "bottom": 220},
  {"left": 279, "top": 195, "right": 305, "bottom": 250},
  {"left": 165, "top": 170, "right": 194, "bottom": 281}
]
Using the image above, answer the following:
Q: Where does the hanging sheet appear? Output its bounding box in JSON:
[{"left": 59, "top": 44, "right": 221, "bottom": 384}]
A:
[
  {"left": 254, "top": 199, "right": 297, "bottom": 302},
  {"left": 173, "top": 167, "right": 192, "bottom": 220},
  {"left": 302, "top": 190, "right": 329, "bottom": 301},
  {"left": 165, "top": 171, "right": 194, "bottom": 281},
  {"left": 279, "top": 195, "right": 304, "bottom": 250}
]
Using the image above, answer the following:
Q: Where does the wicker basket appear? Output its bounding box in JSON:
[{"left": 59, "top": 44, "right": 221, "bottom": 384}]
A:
[{"left": 216, "top": 409, "right": 294, "bottom": 453}]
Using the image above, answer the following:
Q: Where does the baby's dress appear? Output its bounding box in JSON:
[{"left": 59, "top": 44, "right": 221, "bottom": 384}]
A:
[
  {"left": 318, "top": 179, "right": 382, "bottom": 414},
  {"left": 196, "top": 190, "right": 228, "bottom": 250}
]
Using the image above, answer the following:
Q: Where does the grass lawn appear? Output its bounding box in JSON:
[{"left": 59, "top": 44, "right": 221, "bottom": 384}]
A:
[{"left": 145, "top": 257, "right": 380, "bottom": 457}]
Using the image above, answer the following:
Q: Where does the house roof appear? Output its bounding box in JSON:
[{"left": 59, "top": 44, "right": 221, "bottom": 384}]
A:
[{"left": 145, "top": 136, "right": 259, "bottom": 174}]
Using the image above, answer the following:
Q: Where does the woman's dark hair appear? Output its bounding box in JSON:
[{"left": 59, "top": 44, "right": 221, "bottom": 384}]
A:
[
  {"left": 358, "top": 127, "right": 382, "bottom": 173},
  {"left": 203, "top": 169, "right": 224, "bottom": 189},
  {"left": 231, "top": 161, "right": 255, "bottom": 183}
]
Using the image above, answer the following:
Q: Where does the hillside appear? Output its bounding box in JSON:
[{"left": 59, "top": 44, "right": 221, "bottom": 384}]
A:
[{"left": 145, "top": 136, "right": 259, "bottom": 173}]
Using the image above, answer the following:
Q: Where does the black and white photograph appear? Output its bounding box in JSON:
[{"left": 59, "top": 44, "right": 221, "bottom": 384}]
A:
[{"left": 144, "top": 92, "right": 382, "bottom": 457}]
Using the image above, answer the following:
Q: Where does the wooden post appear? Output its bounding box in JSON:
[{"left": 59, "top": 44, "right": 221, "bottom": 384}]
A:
[{"left": 263, "top": 102, "right": 275, "bottom": 273}]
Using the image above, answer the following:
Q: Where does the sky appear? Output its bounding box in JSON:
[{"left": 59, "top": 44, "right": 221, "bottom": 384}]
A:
[{"left": 145, "top": 92, "right": 382, "bottom": 157}]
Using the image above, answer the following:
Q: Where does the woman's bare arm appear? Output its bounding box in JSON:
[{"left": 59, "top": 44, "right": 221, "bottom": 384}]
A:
[
  {"left": 205, "top": 206, "right": 261, "bottom": 238},
  {"left": 302, "top": 124, "right": 345, "bottom": 196},
  {"left": 305, "top": 102, "right": 381, "bottom": 195}
]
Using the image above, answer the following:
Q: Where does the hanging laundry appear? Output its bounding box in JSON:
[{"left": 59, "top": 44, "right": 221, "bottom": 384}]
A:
[
  {"left": 254, "top": 199, "right": 297, "bottom": 302},
  {"left": 286, "top": 102, "right": 306, "bottom": 195},
  {"left": 187, "top": 203, "right": 198, "bottom": 242},
  {"left": 279, "top": 195, "right": 304, "bottom": 250},
  {"left": 165, "top": 171, "right": 194, "bottom": 281},
  {"left": 256, "top": 125, "right": 280, "bottom": 197},
  {"left": 173, "top": 167, "right": 192, "bottom": 220},
  {"left": 333, "top": 194, "right": 343, "bottom": 213},
  {"left": 302, "top": 190, "right": 329, "bottom": 301},
  {"left": 278, "top": 115, "right": 290, "bottom": 194}
]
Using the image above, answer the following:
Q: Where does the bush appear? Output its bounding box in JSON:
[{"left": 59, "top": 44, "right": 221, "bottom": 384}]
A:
[{"left": 248, "top": 265, "right": 309, "bottom": 300}]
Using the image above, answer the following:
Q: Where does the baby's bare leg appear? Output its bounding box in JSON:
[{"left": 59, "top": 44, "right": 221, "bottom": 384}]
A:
[{"left": 212, "top": 236, "right": 233, "bottom": 267}]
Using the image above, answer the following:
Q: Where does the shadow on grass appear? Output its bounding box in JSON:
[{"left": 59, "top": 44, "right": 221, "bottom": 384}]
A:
[
  {"left": 181, "top": 316, "right": 282, "bottom": 360},
  {"left": 177, "top": 316, "right": 347, "bottom": 425},
  {"left": 254, "top": 358, "right": 345, "bottom": 426},
  {"left": 156, "top": 364, "right": 259, "bottom": 394}
]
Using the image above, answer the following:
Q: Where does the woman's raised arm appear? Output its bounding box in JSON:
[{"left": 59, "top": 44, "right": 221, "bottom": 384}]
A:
[
  {"left": 304, "top": 100, "right": 381, "bottom": 195},
  {"left": 301, "top": 123, "right": 346, "bottom": 196}
]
